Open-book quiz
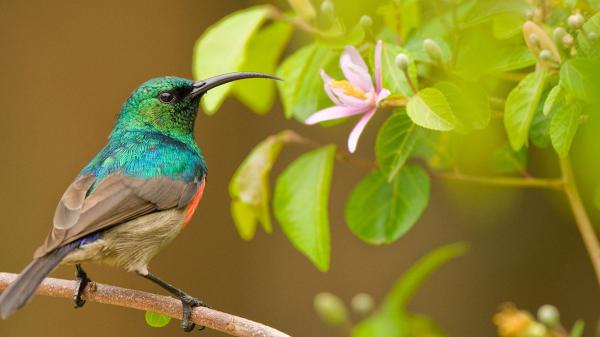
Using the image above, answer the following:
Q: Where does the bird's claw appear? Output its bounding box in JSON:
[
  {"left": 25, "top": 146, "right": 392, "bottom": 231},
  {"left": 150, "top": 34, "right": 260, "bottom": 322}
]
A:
[
  {"left": 180, "top": 295, "right": 209, "bottom": 332},
  {"left": 73, "top": 265, "right": 91, "bottom": 309}
]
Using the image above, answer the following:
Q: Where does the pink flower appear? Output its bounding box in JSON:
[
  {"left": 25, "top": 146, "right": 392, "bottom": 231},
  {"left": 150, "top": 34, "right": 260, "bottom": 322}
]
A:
[{"left": 305, "top": 40, "right": 390, "bottom": 153}]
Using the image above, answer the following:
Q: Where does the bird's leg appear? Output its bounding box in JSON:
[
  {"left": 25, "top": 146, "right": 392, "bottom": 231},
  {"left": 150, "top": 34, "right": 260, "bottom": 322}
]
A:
[
  {"left": 73, "top": 264, "right": 91, "bottom": 308},
  {"left": 137, "top": 271, "right": 208, "bottom": 332}
]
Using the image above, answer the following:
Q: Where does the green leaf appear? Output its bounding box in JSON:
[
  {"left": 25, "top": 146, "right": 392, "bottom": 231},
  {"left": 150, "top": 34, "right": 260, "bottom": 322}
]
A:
[
  {"left": 407, "top": 88, "right": 456, "bottom": 131},
  {"left": 550, "top": 102, "right": 582, "bottom": 157},
  {"left": 435, "top": 81, "right": 491, "bottom": 133},
  {"left": 144, "top": 311, "right": 171, "bottom": 328},
  {"left": 412, "top": 130, "right": 456, "bottom": 170},
  {"left": 193, "top": 6, "right": 269, "bottom": 114},
  {"left": 379, "top": 42, "right": 418, "bottom": 96},
  {"left": 504, "top": 70, "right": 549, "bottom": 150},
  {"left": 315, "top": 21, "right": 365, "bottom": 49},
  {"left": 345, "top": 166, "right": 430, "bottom": 245},
  {"left": 352, "top": 243, "right": 468, "bottom": 337},
  {"left": 578, "top": 12, "right": 600, "bottom": 57},
  {"left": 491, "top": 144, "right": 528, "bottom": 175},
  {"left": 560, "top": 58, "right": 600, "bottom": 105},
  {"left": 273, "top": 145, "right": 336, "bottom": 271},
  {"left": 376, "top": 112, "right": 419, "bottom": 182},
  {"left": 384, "top": 242, "right": 468, "bottom": 309},
  {"left": 463, "top": 0, "right": 530, "bottom": 26},
  {"left": 543, "top": 84, "right": 564, "bottom": 116},
  {"left": 406, "top": 314, "right": 450, "bottom": 337},
  {"left": 569, "top": 319, "right": 585, "bottom": 337},
  {"left": 492, "top": 13, "right": 524, "bottom": 39},
  {"left": 229, "top": 131, "right": 295, "bottom": 240},
  {"left": 276, "top": 44, "right": 336, "bottom": 121},
  {"left": 233, "top": 21, "right": 293, "bottom": 114}
]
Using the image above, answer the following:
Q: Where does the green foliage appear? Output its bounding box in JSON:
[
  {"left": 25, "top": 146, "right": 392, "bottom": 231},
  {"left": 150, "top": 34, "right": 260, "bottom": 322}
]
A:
[
  {"left": 229, "top": 131, "right": 294, "bottom": 240},
  {"left": 550, "top": 102, "right": 582, "bottom": 157},
  {"left": 352, "top": 243, "right": 468, "bottom": 337},
  {"left": 560, "top": 58, "right": 600, "bottom": 105},
  {"left": 375, "top": 111, "right": 419, "bottom": 181},
  {"left": 233, "top": 21, "right": 293, "bottom": 114},
  {"left": 273, "top": 145, "right": 336, "bottom": 271},
  {"left": 193, "top": 6, "right": 269, "bottom": 114},
  {"left": 569, "top": 319, "right": 585, "bottom": 337},
  {"left": 407, "top": 88, "right": 456, "bottom": 131},
  {"left": 504, "top": 70, "right": 549, "bottom": 150},
  {"left": 144, "top": 311, "right": 171, "bottom": 328},
  {"left": 276, "top": 44, "right": 336, "bottom": 121},
  {"left": 345, "top": 166, "right": 430, "bottom": 245},
  {"left": 491, "top": 144, "right": 528, "bottom": 175},
  {"left": 434, "top": 81, "right": 490, "bottom": 133},
  {"left": 379, "top": 43, "right": 418, "bottom": 96}
]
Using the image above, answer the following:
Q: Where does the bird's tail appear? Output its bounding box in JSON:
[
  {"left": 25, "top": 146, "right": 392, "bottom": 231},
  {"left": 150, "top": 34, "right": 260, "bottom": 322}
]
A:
[{"left": 0, "top": 242, "right": 78, "bottom": 319}]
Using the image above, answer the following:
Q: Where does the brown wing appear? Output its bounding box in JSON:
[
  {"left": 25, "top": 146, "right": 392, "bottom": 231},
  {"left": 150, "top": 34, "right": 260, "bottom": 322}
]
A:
[{"left": 33, "top": 173, "right": 200, "bottom": 258}]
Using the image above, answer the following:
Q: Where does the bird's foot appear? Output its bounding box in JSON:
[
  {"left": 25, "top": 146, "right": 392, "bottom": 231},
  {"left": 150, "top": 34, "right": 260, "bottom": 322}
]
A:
[
  {"left": 180, "top": 295, "right": 209, "bottom": 332},
  {"left": 73, "top": 264, "right": 91, "bottom": 308}
]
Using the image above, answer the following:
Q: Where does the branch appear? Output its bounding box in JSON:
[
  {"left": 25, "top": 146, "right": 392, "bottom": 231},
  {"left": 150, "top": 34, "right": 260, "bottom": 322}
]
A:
[
  {"left": 431, "top": 171, "right": 564, "bottom": 190},
  {"left": 559, "top": 157, "right": 600, "bottom": 285},
  {"left": 0, "top": 273, "right": 290, "bottom": 337}
]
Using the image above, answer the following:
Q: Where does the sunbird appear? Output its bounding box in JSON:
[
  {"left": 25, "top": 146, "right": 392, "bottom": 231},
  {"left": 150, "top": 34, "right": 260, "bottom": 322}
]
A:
[{"left": 0, "top": 72, "right": 279, "bottom": 331}]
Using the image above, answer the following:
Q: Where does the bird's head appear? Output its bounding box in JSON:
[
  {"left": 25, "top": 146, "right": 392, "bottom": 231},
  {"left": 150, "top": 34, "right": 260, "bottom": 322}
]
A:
[{"left": 114, "top": 73, "right": 280, "bottom": 138}]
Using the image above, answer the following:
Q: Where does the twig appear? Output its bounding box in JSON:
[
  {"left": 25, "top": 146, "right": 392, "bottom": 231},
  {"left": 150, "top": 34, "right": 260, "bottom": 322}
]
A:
[
  {"left": 266, "top": 5, "right": 314, "bottom": 34},
  {"left": 431, "top": 171, "right": 564, "bottom": 190},
  {"left": 559, "top": 157, "right": 600, "bottom": 285},
  {"left": 286, "top": 130, "right": 376, "bottom": 171},
  {"left": 0, "top": 273, "right": 290, "bottom": 337}
]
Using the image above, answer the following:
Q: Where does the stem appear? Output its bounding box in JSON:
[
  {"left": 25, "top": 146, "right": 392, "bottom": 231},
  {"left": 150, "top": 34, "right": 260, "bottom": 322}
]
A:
[
  {"left": 402, "top": 68, "right": 418, "bottom": 95},
  {"left": 0, "top": 273, "right": 290, "bottom": 337},
  {"left": 266, "top": 5, "right": 315, "bottom": 34},
  {"left": 559, "top": 156, "right": 600, "bottom": 285},
  {"left": 286, "top": 130, "right": 376, "bottom": 171},
  {"left": 432, "top": 171, "right": 564, "bottom": 190}
]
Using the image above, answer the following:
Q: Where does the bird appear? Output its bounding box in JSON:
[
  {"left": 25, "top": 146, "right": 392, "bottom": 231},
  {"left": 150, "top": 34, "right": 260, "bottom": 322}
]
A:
[{"left": 0, "top": 72, "right": 280, "bottom": 331}]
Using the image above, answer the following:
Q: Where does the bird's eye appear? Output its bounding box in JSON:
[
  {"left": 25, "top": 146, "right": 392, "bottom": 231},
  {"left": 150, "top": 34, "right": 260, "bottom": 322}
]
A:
[{"left": 158, "top": 91, "right": 176, "bottom": 103}]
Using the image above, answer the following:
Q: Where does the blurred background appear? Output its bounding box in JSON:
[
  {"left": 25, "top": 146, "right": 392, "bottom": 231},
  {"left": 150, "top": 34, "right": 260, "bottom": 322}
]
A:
[{"left": 0, "top": 0, "right": 598, "bottom": 336}]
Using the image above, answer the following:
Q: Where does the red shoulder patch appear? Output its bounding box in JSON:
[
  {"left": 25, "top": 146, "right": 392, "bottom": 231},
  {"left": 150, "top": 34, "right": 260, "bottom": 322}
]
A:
[{"left": 182, "top": 177, "right": 206, "bottom": 228}]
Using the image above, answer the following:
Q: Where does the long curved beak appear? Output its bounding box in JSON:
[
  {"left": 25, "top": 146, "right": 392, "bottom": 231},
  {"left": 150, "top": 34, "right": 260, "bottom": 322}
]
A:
[{"left": 190, "top": 72, "right": 282, "bottom": 98}]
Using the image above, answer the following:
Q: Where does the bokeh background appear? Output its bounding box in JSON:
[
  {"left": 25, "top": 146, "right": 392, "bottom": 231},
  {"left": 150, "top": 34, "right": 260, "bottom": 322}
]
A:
[{"left": 0, "top": 1, "right": 599, "bottom": 336}]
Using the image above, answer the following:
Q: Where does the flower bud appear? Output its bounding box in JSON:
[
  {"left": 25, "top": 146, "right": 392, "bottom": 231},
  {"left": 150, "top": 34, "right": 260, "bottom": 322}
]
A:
[
  {"left": 423, "top": 38, "right": 443, "bottom": 63},
  {"left": 539, "top": 49, "right": 552, "bottom": 61},
  {"left": 529, "top": 33, "right": 540, "bottom": 46},
  {"left": 537, "top": 304, "right": 560, "bottom": 328},
  {"left": 553, "top": 27, "right": 567, "bottom": 41},
  {"left": 351, "top": 293, "right": 374, "bottom": 315},
  {"left": 522, "top": 322, "right": 548, "bottom": 337},
  {"left": 562, "top": 33, "right": 574, "bottom": 48},
  {"left": 313, "top": 292, "right": 348, "bottom": 327},
  {"left": 320, "top": 0, "right": 334, "bottom": 16},
  {"left": 589, "top": 31, "right": 599, "bottom": 40},
  {"left": 359, "top": 15, "right": 372, "bottom": 29},
  {"left": 395, "top": 53, "right": 410, "bottom": 70},
  {"left": 568, "top": 13, "right": 585, "bottom": 29}
]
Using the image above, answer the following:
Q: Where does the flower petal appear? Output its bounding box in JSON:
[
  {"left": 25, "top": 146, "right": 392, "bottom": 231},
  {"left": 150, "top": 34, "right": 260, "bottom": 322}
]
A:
[
  {"left": 374, "top": 40, "right": 383, "bottom": 92},
  {"left": 305, "top": 106, "right": 364, "bottom": 125},
  {"left": 329, "top": 86, "right": 373, "bottom": 109},
  {"left": 376, "top": 88, "right": 391, "bottom": 102},
  {"left": 340, "top": 47, "right": 373, "bottom": 93},
  {"left": 320, "top": 69, "right": 342, "bottom": 105},
  {"left": 347, "top": 107, "right": 377, "bottom": 153}
]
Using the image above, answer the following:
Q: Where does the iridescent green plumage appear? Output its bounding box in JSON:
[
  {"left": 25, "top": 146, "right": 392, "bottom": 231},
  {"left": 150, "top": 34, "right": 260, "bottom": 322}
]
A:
[{"left": 82, "top": 76, "right": 207, "bottom": 186}]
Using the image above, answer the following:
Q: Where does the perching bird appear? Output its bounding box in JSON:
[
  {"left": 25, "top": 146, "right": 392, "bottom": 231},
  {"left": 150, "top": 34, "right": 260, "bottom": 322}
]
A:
[{"left": 0, "top": 72, "right": 279, "bottom": 331}]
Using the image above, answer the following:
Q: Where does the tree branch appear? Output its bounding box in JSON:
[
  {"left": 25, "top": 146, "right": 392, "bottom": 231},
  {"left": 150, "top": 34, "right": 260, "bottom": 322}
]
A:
[
  {"left": 0, "top": 272, "right": 290, "bottom": 337},
  {"left": 431, "top": 171, "right": 564, "bottom": 190},
  {"left": 559, "top": 157, "right": 600, "bottom": 286}
]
